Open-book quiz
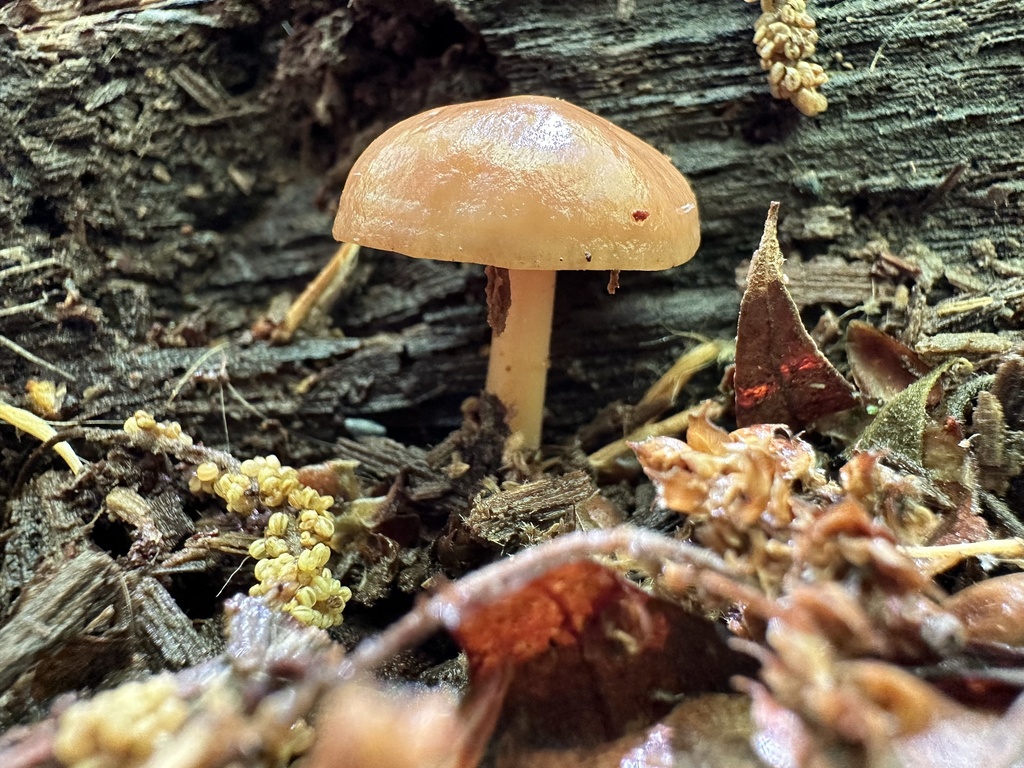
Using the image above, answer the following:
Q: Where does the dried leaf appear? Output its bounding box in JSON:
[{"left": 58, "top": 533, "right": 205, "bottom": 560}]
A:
[
  {"left": 943, "top": 573, "right": 1024, "bottom": 648},
  {"left": 856, "top": 358, "right": 971, "bottom": 471},
  {"left": 734, "top": 202, "right": 857, "bottom": 428},
  {"left": 839, "top": 452, "right": 942, "bottom": 546},
  {"left": 452, "top": 560, "right": 752, "bottom": 750},
  {"left": 632, "top": 414, "right": 822, "bottom": 589},
  {"left": 846, "top": 320, "right": 930, "bottom": 402},
  {"left": 452, "top": 560, "right": 662, "bottom": 678}
]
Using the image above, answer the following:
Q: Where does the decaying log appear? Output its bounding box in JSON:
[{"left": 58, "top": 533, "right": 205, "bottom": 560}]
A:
[
  {"left": 3, "top": 0, "right": 1020, "bottom": 456},
  {"left": 455, "top": 0, "right": 1024, "bottom": 258}
]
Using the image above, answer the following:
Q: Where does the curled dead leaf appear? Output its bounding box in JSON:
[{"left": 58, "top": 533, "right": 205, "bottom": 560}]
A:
[
  {"left": 856, "top": 357, "right": 972, "bottom": 471},
  {"left": 943, "top": 573, "right": 1024, "bottom": 648},
  {"left": 846, "top": 320, "right": 930, "bottom": 402},
  {"left": 450, "top": 559, "right": 753, "bottom": 754},
  {"left": 631, "top": 408, "right": 823, "bottom": 587}
]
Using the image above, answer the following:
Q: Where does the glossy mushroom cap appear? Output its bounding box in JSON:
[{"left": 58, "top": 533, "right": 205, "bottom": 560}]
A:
[{"left": 333, "top": 95, "right": 699, "bottom": 271}]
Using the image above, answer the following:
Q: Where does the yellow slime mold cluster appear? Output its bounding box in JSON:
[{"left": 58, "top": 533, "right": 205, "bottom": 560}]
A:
[
  {"left": 123, "top": 410, "right": 194, "bottom": 446},
  {"left": 193, "top": 455, "right": 352, "bottom": 629},
  {"left": 750, "top": 0, "right": 828, "bottom": 116},
  {"left": 53, "top": 674, "right": 189, "bottom": 768},
  {"left": 122, "top": 412, "right": 352, "bottom": 630}
]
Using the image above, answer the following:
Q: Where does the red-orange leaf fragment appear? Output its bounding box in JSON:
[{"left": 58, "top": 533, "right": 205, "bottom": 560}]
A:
[
  {"left": 735, "top": 202, "right": 857, "bottom": 428},
  {"left": 451, "top": 560, "right": 666, "bottom": 678},
  {"left": 451, "top": 559, "right": 753, "bottom": 750}
]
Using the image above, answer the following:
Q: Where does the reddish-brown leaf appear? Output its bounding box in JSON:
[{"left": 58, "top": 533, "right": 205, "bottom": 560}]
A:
[
  {"left": 846, "top": 320, "right": 931, "bottom": 402},
  {"left": 944, "top": 573, "right": 1024, "bottom": 648},
  {"left": 451, "top": 560, "right": 754, "bottom": 751},
  {"left": 451, "top": 560, "right": 654, "bottom": 677},
  {"left": 735, "top": 202, "right": 857, "bottom": 428}
]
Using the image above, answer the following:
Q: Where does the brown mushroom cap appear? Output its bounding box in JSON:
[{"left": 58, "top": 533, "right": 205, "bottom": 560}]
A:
[{"left": 333, "top": 95, "right": 699, "bottom": 271}]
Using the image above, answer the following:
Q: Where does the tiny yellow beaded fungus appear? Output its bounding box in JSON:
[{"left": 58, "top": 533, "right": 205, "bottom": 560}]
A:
[
  {"left": 213, "top": 472, "right": 256, "bottom": 516},
  {"left": 189, "top": 461, "right": 221, "bottom": 494},
  {"left": 249, "top": 552, "right": 351, "bottom": 630},
  {"left": 266, "top": 511, "right": 291, "bottom": 537},
  {"left": 750, "top": 0, "right": 828, "bottom": 115},
  {"left": 123, "top": 410, "right": 194, "bottom": 446},
  {"left": 54, "top": 674, "right": 189, "bottom": 768},
  {"left": 185, "top": 449, "right": 352, "bottom": 629},
  {"left": 233, "top": 455, "right": 352, "bottom": 629}
]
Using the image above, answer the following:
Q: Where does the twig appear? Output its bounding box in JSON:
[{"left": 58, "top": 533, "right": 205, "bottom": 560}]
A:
[
  {"left": 900, "top": 538, "right": 1024, "bottom": 562},
  {"left": 0, "top": 298, "right": 48, "bottom": 319},
  {"left": 917, "top": 162, "right": 967, "bottom": 213},
  {"left": 900, "top": 539, "right": 1024, "bottom": 559},
  {"left": 224, "top": 379, "right": 270, "bottom": 420},
  {"left": 219, "top": 381, "right": 230, "bottom": 453},
  {"left": 273, "top": 242, "right": 360, "bottom": 344},
  {"left": 869, "top": 0, "right": 941, "bottom": 71},
  {"left": 0, "top": 258, "right": 59, "bottom": 281},
  {"left": 12, "top": 427, "right": 88, "bottom": 498},
  {"left": 588, "top": 400, "right": 723, "bottom": 475},
  {"left": 0, "top": 400, "right": 83, "bottom": 475},
  {"left": 79, "top": 424, "right": 242, "bottom": 473},
  {"left": 637, "top": 339, "right": 727, "bottom": 412},
  {"left": 0, "top": 333, "right": 73, "bottom": 380},
  {"left": 165, "top": 341, "right": 230, "bottom": 405}
]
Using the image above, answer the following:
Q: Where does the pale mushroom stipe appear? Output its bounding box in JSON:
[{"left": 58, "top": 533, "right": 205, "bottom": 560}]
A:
[{"left": 333, "top": 95, "right": 700, "bottom": 448}]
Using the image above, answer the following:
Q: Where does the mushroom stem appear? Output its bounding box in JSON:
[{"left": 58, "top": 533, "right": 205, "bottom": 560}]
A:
[{"left": 485, "top": 268, "right": 556, "bottom": 449}]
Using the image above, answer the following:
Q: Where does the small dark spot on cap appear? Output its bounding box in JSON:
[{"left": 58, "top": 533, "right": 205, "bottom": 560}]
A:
[
  {"left": 584, "top": 252, "right": 592, "bottom": 262},
  {"left": 632, "top": 210, "right": 650, "bottom": 222}
]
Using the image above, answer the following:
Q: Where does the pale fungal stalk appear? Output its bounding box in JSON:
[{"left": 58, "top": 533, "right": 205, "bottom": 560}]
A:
[{"left": 484, "top": 269, "right": 556, "bottom": 448}]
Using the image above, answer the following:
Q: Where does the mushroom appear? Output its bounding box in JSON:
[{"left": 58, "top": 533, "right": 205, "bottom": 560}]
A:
[{"left": 332, "top": 95, "right": 700, "bottom": 449}]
